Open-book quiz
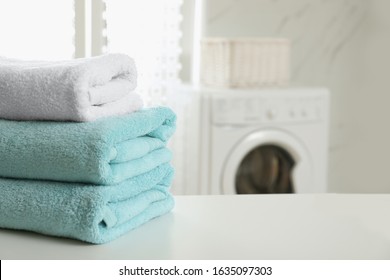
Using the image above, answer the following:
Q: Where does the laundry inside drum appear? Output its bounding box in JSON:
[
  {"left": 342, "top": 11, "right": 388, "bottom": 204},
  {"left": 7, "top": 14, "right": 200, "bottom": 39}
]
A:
[{"left": 235, "top": 145, "right": 295, "bottom": 194}]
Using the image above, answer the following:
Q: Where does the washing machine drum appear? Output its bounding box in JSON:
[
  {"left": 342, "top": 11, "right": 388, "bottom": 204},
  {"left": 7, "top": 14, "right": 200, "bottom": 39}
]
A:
[{"left": 235, "top": 145, "right": 295, "bottom": 194}]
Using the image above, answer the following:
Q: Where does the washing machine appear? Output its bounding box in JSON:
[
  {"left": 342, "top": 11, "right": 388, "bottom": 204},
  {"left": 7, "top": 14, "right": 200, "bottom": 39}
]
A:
[{"left": 183, "top": 86, "right": 329, "bottom": 195}]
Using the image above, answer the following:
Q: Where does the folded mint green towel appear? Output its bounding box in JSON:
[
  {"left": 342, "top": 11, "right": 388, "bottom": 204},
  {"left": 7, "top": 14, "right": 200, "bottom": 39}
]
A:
[
  {"left": 0, "top": 106, "right": 176, "bottom": 185},
  {"left": 0, "top": 164, "right": 174, "bottom": 244}
]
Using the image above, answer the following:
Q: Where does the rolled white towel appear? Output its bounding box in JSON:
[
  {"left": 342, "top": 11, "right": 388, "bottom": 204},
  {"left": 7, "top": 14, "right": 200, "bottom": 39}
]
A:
[{"left": 0, "top": 54, "right": 143, "bottom": 122}]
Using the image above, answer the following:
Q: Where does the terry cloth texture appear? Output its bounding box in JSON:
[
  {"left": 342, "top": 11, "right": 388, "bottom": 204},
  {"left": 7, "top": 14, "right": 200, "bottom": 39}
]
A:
[
  {"left": 0, "top": 107, "right": 176, "bottom": 185},
  {"left": 0, "top": 164, "right": 175, "bottom": 244},
  {"left": 0, "top": 53, "right": 142, "bottom": 122}
]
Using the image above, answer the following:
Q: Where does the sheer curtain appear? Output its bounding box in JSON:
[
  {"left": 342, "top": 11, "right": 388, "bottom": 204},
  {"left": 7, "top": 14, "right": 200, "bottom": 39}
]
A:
[
  {"left": 103, "top": 0, "right": 183, "bottom": 106},
  {"left": 0, "top": 0, "right": 74, "bottom": 60}
]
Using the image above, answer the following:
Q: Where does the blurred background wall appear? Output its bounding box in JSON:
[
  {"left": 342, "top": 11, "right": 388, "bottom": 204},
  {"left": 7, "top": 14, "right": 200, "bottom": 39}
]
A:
[{"left": 180, "top": 0, "right": 390, "bottom": 193}]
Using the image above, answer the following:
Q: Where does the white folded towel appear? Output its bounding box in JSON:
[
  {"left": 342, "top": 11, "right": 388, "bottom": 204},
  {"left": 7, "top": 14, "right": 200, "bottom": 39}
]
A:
[{"left": 0, "top": 54, "right": 143, "bottom": 122}]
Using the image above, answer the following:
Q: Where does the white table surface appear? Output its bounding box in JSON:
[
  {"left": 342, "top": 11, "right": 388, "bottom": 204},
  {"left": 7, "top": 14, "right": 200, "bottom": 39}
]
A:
[{"left": 1, "top": 194, "right": 390, "bottom": 260}]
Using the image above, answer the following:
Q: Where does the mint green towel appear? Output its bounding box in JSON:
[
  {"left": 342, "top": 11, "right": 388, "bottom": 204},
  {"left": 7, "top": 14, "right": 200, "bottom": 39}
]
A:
[
  {"left": 0, "top": 164, "right": 174, "bottom": 244},
  {"left": 0, "top": 107, "right": 176, "bottom": 185}
]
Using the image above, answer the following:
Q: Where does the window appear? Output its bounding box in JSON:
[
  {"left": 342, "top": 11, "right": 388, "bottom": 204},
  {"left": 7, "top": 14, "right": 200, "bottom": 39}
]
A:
[
  {"left": 103, "top": 0, "right": 183, "bottom": 106},
  {"left": 0, "top": 0, "right": 74, "bottom": 59}
]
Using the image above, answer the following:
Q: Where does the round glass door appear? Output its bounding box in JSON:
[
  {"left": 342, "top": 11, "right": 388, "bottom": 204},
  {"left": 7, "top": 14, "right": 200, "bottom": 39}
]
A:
[
  {"left": 222, "top": 130, "right": 312, "bottom": 194},
  {"left": 235, "top": 145, "right": 295, "bottom": 194}
]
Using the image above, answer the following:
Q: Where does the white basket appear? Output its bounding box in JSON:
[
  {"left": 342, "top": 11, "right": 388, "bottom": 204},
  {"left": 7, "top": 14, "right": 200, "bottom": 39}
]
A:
[{"left": 200, "top": 38, "right": 290, "bottom": 88}]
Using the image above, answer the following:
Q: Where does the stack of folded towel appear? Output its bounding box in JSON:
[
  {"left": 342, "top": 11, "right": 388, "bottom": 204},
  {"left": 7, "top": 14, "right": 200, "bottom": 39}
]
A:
[{"left": 0, "top": 54, "right": 176, "bottom": 244}]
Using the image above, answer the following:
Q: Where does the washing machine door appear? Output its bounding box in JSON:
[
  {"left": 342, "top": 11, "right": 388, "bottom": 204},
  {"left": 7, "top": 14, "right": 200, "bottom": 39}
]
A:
[{"left": 222, "top": 130, "right": 313, "bottom": 194}]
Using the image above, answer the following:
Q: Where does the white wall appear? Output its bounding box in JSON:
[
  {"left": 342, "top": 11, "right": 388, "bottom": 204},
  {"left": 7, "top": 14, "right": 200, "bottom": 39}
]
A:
[
  {"left": 180, "top": 0, "right": 390, "bottom": 193},
  {"left": 342, "top": 0, "right": 390, "bottom": 193}
]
